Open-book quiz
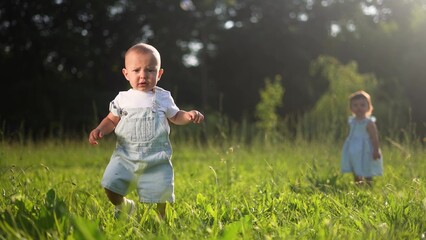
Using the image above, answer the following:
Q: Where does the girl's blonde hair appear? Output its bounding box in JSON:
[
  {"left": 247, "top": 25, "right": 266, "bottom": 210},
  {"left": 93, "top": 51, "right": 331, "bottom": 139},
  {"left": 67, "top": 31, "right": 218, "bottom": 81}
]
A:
[{"left": 349, "top": 90, "right": 374, "bottom": 116}]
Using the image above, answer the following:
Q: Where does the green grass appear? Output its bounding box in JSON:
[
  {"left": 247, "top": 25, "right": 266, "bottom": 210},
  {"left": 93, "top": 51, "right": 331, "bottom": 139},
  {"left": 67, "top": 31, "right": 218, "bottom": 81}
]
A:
[{"left": 0, "top": 137, "right": 425, "bottom": 239}]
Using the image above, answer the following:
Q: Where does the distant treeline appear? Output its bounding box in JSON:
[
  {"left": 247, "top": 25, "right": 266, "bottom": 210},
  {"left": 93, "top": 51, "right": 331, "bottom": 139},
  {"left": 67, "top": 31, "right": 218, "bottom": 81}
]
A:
[{"left": 0, "top": 0, "right": 425, "bottom": 139}]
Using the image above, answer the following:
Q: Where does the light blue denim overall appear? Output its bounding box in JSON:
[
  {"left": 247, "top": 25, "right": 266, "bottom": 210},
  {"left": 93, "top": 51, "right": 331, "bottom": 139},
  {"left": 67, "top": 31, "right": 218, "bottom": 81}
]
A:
[{"left": 101, "top": 93, "right": 175, "bottom": 203}]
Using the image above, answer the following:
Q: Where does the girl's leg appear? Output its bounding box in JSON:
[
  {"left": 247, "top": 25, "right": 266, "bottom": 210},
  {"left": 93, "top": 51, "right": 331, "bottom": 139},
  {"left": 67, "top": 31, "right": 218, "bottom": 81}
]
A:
[
  {"left": 365, "top": 177, "right": 373, "bottom": 187},
  {"left": 353, "top": 175, "right": 374, "bottom": 187},
  {"left": 353, "top": 175, "right": 364, "bottom": 185}
]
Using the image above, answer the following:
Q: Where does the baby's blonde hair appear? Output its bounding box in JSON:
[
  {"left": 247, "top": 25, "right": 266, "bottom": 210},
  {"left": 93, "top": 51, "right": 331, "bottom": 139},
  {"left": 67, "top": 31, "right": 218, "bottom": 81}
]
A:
[
  {"left": 125, "top": 42, "right": 161, "bottom": 67},
  {"left": 349, "top": 90, "right": 374, "bottom": 116}
]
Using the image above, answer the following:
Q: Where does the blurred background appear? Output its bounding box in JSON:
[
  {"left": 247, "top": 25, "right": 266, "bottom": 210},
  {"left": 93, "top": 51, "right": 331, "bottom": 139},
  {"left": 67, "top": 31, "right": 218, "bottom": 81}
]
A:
[{"left": 0, "top": 0, "right": 425, "bottom": 141}]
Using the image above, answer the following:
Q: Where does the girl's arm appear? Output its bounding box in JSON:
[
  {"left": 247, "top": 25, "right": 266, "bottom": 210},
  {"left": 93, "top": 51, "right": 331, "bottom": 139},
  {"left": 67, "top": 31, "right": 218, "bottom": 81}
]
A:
[
  {"left": 88, "top": 112, "right": 120, "bottom": 145},
  {"left": 168, "top": 110, "right": 204, "bottom": 125},
  {"left": 367, "top": 121, "right": 381, "bottom": 159}
]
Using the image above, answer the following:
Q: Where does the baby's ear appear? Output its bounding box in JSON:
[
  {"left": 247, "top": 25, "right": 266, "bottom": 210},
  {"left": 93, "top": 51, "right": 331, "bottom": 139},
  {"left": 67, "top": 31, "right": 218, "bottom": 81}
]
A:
[
  {"left": 157, "top": 68, "right": 164, "bottom": 80},
  {"left": 122, "top": 68, "right": 129, "bottom": 80}
]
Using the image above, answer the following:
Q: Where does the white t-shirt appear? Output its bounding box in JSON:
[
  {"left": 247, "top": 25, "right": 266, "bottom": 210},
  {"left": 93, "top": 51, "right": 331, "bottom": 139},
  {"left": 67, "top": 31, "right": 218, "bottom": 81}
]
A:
[{"left": 110, "top": 87, "right": 180, "bottom": 119}]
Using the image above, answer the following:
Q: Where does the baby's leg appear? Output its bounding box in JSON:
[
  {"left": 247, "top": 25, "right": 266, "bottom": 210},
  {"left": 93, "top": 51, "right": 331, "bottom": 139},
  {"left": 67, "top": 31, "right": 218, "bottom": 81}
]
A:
[
  {"left": 105, "top": 188, "right": 124, "bottom": 205},
  {"left": 105, "top": 188, "right": 136, "bottom": 219},
  {"left": 157, "top": 203, "right": 166, "bottom": 219}
]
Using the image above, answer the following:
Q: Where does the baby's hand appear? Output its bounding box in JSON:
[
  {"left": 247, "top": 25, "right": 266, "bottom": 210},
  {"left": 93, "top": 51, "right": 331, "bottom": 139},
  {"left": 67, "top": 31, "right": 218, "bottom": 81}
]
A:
[
  {"left": 372, "top": 151, "right": 381, "bottom": 160},
  {"left": 189, "top": 110, "right": 204, "bottom": 124},
  {"left": 89, "top": 129, "right": 103, "bottom": 145}
]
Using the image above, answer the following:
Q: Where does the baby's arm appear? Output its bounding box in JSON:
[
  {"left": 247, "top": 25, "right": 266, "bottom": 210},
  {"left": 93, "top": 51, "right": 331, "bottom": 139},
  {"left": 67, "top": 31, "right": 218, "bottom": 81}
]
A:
[
  {"left": 367, "top": 121, "right": 381, "bottom": 159},
  {"left": 88, "top": 112, "right": 120, "bottom": 145},
  {"left": 168, "top": 110, "right": 204, "bottom": 125}
]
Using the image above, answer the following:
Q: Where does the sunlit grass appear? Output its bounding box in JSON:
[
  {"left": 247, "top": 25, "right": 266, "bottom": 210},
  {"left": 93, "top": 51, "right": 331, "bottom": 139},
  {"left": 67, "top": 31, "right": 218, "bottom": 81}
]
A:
[{"left": 0, "top": 137, "right": 425, "bottom": 239}]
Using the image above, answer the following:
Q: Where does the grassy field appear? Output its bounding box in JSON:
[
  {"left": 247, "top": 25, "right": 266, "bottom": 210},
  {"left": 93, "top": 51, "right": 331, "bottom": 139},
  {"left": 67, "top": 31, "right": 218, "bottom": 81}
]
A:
[{"left": 0, "top": 136, "right": 425, "bottom": 239}]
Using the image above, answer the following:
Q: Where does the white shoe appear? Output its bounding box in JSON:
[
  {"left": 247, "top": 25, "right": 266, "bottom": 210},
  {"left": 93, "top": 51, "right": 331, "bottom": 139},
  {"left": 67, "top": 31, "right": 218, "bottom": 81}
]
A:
[{"left": 114, "top": 198, "right": 136, "bottom": 220}]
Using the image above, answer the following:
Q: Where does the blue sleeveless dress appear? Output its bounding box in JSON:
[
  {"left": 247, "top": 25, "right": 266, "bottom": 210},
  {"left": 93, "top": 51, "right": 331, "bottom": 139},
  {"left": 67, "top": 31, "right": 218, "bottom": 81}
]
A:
[{"left": 341, "top": 116, "right": 383, "bottom": 177}]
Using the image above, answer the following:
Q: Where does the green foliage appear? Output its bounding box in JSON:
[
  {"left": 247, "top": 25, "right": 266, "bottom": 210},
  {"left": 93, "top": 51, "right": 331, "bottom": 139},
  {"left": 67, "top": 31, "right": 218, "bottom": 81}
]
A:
[
  {"left": 410, "top": 4, "right": 426, "bottom": 30},
  {"left": 255, "top": 75, "right": 284, "bottom": 141},
  {"left": 71, "top": 216, "right": 106, "bottom": 240},
  {"left": 304, "top": 55, "right": 378, "bottom": 141},
  {"left": 0, "top": 189, "right": 69, "bottom": 239},
  {"left": 1, "top": 0, "right": 425, "bottom": 140},
  {"left": 1, "top": 138, "right": 426, "bottom": 239}
]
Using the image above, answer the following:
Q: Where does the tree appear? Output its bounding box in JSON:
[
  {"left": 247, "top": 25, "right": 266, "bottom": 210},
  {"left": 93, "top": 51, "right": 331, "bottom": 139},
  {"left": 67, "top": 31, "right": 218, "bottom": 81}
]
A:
[
  {"left": 0, "top": 0, "right": 425, "bottom": 138},
  {"left": 255, "top": 75, "right": 284, "bottom": 141},
  {"left": 306, "top": 55, "right": 378, "bottom": 140}
]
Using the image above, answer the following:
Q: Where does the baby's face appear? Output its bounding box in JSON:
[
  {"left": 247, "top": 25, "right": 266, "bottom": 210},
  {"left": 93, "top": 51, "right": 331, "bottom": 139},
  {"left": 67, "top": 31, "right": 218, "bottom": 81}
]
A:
[
  {"left": 122, "top": 50, "right": 163, "bottom": 92},
  {"left": 350, "top": 98, "right": 370, "bottom": 119}
]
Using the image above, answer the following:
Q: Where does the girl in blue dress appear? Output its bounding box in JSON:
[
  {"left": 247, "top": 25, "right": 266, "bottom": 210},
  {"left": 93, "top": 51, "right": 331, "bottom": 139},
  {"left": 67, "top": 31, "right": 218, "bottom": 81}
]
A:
[{"left": 341, "top": 90, "right": 383, "bottom": 186}]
